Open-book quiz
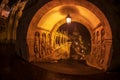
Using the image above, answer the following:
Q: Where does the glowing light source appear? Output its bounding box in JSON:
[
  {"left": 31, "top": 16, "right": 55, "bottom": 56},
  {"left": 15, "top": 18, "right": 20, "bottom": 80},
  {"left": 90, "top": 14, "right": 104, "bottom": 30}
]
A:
[{"left": 66, "top": 14, "right": 71, "bottom": 24}]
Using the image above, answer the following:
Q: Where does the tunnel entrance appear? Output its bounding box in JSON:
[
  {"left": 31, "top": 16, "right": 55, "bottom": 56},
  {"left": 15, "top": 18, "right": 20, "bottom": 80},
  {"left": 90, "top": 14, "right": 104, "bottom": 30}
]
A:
[{"left": 16, "top": 0, "right": 112, "bottom": 71}]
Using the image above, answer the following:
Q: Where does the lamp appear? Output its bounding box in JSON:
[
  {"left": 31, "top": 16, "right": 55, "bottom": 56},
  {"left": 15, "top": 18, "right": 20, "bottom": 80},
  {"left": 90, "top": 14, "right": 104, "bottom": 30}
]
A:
[{"left": 66, "top": 14, "right": 71, "bottom": 24}]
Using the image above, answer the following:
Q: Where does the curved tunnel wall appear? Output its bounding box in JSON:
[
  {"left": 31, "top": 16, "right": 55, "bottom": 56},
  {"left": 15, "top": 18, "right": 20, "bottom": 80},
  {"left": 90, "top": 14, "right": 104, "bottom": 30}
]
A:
[{"left": 16, "top": 0, "right": 116, "bottom": 71}]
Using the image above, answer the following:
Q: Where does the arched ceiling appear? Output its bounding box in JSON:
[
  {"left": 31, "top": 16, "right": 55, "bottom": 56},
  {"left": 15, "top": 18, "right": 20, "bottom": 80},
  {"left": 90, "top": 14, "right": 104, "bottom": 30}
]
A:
[{"left": 37, "top": 4, "right": 100, "bottom": 31}]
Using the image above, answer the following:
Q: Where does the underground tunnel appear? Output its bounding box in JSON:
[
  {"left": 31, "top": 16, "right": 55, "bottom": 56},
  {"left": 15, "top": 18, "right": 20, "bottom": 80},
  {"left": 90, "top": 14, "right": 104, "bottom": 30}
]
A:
[
  {"left": 14, "top": 0, "right": 113, "bottom": 74},
  {"left": 1, "top": 0, "right": 120, "bottom": 80}
]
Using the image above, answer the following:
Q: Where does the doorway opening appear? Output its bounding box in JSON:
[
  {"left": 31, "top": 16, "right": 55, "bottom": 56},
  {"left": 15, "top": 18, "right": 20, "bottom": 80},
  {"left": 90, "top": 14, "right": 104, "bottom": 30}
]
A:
[{"left": 57, "top": 22, "right": 91, "bottom": 62}]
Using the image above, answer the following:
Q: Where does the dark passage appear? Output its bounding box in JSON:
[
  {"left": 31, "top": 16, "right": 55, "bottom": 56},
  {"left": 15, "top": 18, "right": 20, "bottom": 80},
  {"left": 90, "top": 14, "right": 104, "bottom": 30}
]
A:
[{"left": 0, "top": 43, "right": 120, "bottom": 80}]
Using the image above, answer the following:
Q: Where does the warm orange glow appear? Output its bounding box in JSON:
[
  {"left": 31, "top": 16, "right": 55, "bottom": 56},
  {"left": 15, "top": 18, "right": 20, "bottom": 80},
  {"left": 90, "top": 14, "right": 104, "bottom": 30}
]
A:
[
  {"left": 37, "top": 5, "right": 100, "bottom": 31},
  {"left": 37, "top": 9, "right": 66, "bottom": 31},
  {"left": 26, "top": 0, "right": 112, "bottom": 71},
  {"left": 1, "top": 10, "right": 10, "bottom": 17}
]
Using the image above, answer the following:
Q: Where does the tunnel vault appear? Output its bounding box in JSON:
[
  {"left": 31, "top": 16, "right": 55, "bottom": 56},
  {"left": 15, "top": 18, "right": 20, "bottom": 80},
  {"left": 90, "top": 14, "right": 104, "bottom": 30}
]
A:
[{"left": 17, "top": 0, "right": 112, "bottom": 71}]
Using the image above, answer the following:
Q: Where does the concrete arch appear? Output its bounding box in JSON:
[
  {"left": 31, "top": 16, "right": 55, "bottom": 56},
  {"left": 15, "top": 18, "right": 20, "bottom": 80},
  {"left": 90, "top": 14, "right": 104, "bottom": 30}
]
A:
[{"left": 17, "top": 0, "right": 112, "bottom": 71}]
